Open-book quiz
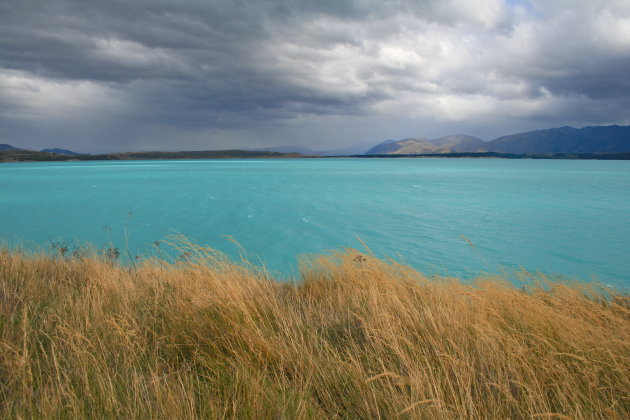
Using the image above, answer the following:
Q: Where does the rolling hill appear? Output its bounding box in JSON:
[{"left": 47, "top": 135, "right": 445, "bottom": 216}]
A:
[
  {"left": 488, "top": 125, "right": 630, "bottom": 154},
  {"left": 40, "top": 148, "right": 84, "bottom": 155},
  {"left": 365, "top": 125, "right": 630, "bottom": 155},
  {"left": 0, "top": 144, "right": 22, "bottom": 151},
  {"left": 365, "top": 135, "right": 486, "bottom": 154}
]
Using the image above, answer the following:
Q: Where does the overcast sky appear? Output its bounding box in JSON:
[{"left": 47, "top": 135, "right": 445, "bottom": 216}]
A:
[{"left": 1, "top": 0, "right": 629, "bottom": 153}]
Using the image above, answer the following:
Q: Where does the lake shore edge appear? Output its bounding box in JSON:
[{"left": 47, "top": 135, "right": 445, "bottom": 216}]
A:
[{"left": 3, "top": 149, "right": 630, "bottom": 162}]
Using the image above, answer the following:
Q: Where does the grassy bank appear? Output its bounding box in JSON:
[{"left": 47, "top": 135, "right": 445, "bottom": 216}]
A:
[{"left": 0, "top": 244, "right": 628, "bottom": 419}]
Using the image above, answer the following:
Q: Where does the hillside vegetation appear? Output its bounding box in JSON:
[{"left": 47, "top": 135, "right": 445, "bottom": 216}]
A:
[{"left": 0, "top": 244, "right": 628, "bottom": 419}]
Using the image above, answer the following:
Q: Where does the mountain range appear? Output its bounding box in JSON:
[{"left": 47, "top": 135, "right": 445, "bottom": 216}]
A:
[
  {"left": 365, "top": 135, "right": 486, "bottom": 155},
  {"left": 2, "top": 125, "right": 629, "bottom": 158},
  {"left": 0, "top": 144, "right": 22, "bottom": 151},
  {"left": 0, "top": 144, "right": 85, "bottom": 155},
  {"left": 365, "top": 125, "right": 630, "bottom": 155},
  {"left": 40, "top": 148, "right": 84, "bottom": 156}
]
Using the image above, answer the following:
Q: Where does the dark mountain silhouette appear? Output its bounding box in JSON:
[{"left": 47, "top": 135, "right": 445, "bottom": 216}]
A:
[
  {"left": 487, "top": 125, "right": 630, "bottom": 153},
  {"left": 0, "top": 144, "right": 22, "bottom": 151},
  {"left": 3, "top": 124, "right": 630, "bottom": 160},
  {"left": 40, "top": 148, "right": 85, "bottom": 155},
  {"left": 365, "top": 125, "right": 630, "bottom": 155},
  {"left": 1, "top": 144, "right": 86, "bottom": 155}
]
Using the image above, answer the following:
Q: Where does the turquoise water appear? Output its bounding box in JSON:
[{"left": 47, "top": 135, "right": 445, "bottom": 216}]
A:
[{"left": 1, "top": 158, "right": 629, "bottom": 287}]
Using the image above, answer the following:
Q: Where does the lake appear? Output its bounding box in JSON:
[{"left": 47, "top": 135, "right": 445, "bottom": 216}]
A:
[{"left": 1, "top": 158, "right": 629, "bottom": 288}]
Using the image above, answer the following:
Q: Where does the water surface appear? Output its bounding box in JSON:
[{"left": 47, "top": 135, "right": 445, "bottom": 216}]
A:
[{"left": 1, "top": 158, "right": 628, "bottom": 287}]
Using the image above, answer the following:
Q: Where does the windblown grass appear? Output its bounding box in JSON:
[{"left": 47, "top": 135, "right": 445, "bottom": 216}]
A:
[{"left": 0, "top": 243, "right": 628, "bottom": 419}]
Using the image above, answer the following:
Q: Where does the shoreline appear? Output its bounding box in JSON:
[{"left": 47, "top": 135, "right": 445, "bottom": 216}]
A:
[{"left": 3, "top": 149, "right": 630, "bottom": 162}]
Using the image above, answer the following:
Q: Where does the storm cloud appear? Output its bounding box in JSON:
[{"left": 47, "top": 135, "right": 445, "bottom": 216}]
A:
[{"left": 1, "top": 0, "right": 629, "bottom": 152}]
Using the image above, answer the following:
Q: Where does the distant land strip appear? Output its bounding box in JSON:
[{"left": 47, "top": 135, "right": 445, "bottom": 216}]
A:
[
  {"left": 0, "top": 149, "right": 312, "bottom": 162},
  {"left": 345, "top": 152, "right": 630, "bottom": 160},
  {"left": 2, "top": 149, "right": 630, "bottom": 162}
]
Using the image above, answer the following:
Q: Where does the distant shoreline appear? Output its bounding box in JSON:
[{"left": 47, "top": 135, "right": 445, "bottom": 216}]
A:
[
  {"left": 2, "top": 149, "right": 630, "bottom": 162},
  {"left": 0, "top": 149, "right": 313, "bottom": 162},
  {"left": 341, "top": 152, "right": 630, "bottom": 160}
]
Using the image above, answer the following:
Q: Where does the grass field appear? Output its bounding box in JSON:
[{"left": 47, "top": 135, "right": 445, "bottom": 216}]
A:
[{"left": 0, "top": 242, "right": 628, "bottom": 419}]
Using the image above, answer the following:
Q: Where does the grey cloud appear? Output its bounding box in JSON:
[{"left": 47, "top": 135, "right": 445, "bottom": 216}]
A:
[{"left": 0, "top": 0, "right": 629, "bottom": 152}]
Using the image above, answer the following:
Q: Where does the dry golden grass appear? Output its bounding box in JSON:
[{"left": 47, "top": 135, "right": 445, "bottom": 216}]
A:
[{"left": 0, "top": 242, "right": 628, "bottom": 419}]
